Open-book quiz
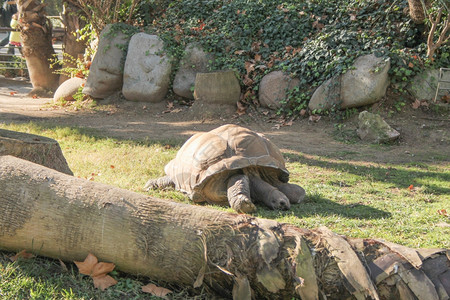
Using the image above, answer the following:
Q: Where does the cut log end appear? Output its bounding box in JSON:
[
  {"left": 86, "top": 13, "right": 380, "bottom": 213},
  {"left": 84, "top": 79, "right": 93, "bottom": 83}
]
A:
[{"left": 0, "top": 129, "right": 73, "bottom": 175}]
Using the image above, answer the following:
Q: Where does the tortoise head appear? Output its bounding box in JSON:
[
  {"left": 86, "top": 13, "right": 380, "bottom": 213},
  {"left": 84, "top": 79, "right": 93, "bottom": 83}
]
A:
[{"left": 266, "top": 189, "right": 291, "bottom": 210}]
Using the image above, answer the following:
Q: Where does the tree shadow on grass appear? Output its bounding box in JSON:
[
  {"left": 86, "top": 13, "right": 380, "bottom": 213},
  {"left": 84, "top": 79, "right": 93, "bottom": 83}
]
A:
[
  {"left": 284, "top": 152, "right": 450, "bottom": 196},
  {"left": 257, "top": 194, "right": 391, "bottom": 220},
  {"left": 0, "top": 119, "right": 184, "bottom": 148}
]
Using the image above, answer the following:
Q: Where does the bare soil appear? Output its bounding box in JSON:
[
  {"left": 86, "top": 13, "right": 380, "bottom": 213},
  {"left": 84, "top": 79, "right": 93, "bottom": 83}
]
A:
[{"left": 1, "top": 76, "right": 449, "bottom": 164}]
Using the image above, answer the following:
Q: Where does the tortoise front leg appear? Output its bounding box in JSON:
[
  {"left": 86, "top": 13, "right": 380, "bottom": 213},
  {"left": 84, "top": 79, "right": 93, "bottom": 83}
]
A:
[
  {"left": 144, "top": 175, "right": 175, "bottom": 191},
  {"left": 227, "top": 174, "right": 257, "bottom": 213},
  {"left": 248, "top": 175, "right": 290, "bottom": 210}
]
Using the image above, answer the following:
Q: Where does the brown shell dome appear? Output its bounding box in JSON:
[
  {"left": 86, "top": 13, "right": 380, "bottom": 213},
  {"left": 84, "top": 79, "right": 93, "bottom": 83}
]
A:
[{"left": 164, "top": 124, "right": 289, "bottom": 204}]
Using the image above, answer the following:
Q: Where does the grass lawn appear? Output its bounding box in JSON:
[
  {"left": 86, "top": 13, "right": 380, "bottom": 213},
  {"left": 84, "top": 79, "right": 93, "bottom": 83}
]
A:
[{"left": 1, "top": 121, "right": 449, "bottom": 299}]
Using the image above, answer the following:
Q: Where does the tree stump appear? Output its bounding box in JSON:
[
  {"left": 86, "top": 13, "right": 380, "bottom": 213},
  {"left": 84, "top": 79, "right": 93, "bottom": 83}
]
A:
[
  {"left": 17, "top": 0, "right": 60, "bottom": 95},
  {"left": 193, "top": 70, "right": 241, "bottom": 105},
  {"left": 0, "top": 155, "right": 447, "bottom": 300},
  {"left": 191, "top": 70, "right": 241, "bottom": 118},
  {"left": 0, "top": 129, "right": 73, "bottom": 175}
]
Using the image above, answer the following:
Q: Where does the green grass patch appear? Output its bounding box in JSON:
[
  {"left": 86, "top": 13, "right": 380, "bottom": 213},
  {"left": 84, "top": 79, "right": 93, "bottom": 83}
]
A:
[
  {"left": 0, "top": 254, "right": 201, "bottom": 299},
  {"left": 0, "top": 121, "right": 448, "bottom": 298}
]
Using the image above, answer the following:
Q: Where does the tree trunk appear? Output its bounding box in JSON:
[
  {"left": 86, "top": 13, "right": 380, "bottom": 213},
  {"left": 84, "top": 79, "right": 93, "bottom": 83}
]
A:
[
  {"left": 60, "top": 1, "right": 87, "bottom": 84},
  {"left": 0, "top": 129, "right": 73, "bottom": 175},
  {"left": 0, "top": 155, "right": 448, "bottom": 300},
  {"left": 17, "top": 0, "right": 60, "bottom": 96},
  {"left": 407, "top": 0, "right": 431, "bottom": 24}
]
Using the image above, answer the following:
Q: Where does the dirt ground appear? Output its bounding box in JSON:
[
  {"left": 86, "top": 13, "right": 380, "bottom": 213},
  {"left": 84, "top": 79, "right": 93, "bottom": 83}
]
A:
[{"left": 1, "top": 76, "right": 449, "bottom": 164}]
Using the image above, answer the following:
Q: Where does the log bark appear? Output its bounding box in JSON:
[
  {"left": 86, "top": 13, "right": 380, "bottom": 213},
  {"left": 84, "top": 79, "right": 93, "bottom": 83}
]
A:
[
  {"left": 0, "top": 129, "right": 73, "bottom": 175},
  {"left": 0, "top": 155, "right": 448, "bottom": 300}
]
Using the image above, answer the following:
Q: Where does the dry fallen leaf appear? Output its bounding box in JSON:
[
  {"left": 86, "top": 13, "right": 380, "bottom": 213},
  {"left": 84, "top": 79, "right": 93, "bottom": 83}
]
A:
[
  {"left": 75, "top": 253, "right": 98, "bottom": 275},
  {"left": 236, "top": 101, "right": 246, "bottom": 116},
  {"left": 243, "top": 75, "right": 254, "bottom": 86},
  {"left": 142, "top": 283, "right": 172, "bottom": 298},
  {"left": 441, "top": 94, "right": 450, "bottom": 103},
  {"left": 242, "top": 90, "right": 254, "bottom": 101},
  {"left": 245, "top": 61, "right": 255, "bottom": 74},
  {"left": 91, "top": 261, "right": 116, "bottom": 278},
  {"left": 420, "top": 100, "right": 429, "bottom": 108},
  {"left": 412, "top": 99, "right": 421, "bottom": 109},
  {"left": 309, "top": 115, "right": 321, "bottom": 122},
  {"left": 9, "top": 250, "right": 34, "bottom": 262},
  {"left": 284, "top": 120, "right": 293, "bottom": 126},
  {"left": 251, "top": 41, "right": 261, "bottom": 52},
  {"left": 59, "top": 259, "right": 68, "bottom": 272},
  {"left": 312, "top": 20, "right": 324, "bottom": 30},
  {"left": 74, "top": 253, "right": 118, "bottom": 291},
  {"left": 438, "top": 209, "right": 449, "bottom": 217},
  {"left": 93, "top": 274, "right": 118, "bottom": 291}
]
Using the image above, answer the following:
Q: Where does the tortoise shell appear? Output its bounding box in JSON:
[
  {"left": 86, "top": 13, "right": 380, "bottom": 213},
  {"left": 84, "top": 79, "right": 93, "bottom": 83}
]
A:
[{"left": 165, "top": 124, "right": 289, "bottom": 205}]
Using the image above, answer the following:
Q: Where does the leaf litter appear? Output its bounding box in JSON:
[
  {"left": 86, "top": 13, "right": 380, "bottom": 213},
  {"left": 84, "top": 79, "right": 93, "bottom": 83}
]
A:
[
  {"left": 9, "top": 250, "right": 34, "bottom": 262},
  {"left": 74, "top": 253, "right": 118, "bottom": 290},
  {"left": 141, "top": 283, "right": 172, "bottom": 298}
]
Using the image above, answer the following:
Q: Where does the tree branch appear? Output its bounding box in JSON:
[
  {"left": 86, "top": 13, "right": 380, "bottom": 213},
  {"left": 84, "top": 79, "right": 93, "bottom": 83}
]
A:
[{"left": 427, "top": 8, "right": 450, "bottom": 59}]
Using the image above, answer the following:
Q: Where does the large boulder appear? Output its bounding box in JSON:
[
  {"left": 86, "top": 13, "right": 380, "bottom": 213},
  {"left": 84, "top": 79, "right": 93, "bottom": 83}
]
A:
[
  {"left": 83, "top": 24, "right": 131, "bottom": 99},
  {"left": 407, "top": 69, "right": 450, "bottom": 101},
  {"left": 309, "top": 54, "right": 390, "bottom": 110},
  {"left": 356, "top": 111, "right": 400, "bottom": 144},
  {"left": 308, "top": 78, "right": 340, "bottom": 112},
  {"left": 173, "top": 43, "right": 211, "bottom": 99},
  {"left": 53, "top": 77, "right": 85, "bottom": 102},
  {"left": 259, "top": 71, "right": 300, "bottom": 109},
  {"left": 122, "top": 33, "right": 172, "bottom": 102}
]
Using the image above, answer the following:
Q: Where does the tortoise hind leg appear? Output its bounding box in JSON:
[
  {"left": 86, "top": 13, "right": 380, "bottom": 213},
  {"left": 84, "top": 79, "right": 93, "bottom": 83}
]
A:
[
  {"left": 144, "top": 176, "right": 175, "bottom": 191},
  {"left": 227, "top": 174, "right": 256, "bottom": 213},
  {"left": 273, "top": 182, "right": 306, "bottom": 204},
  {"left": 249, "top": 175, "right": 290, "bottom": 210}
]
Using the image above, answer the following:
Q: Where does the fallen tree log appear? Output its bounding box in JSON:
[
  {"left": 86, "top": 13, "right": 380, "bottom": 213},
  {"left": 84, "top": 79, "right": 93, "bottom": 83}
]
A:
[
  {"left": 0, "top": 155, "right": 448, "bottom": 300},
  {"left": 0, "top": 128, "right": 73, "bottom": 175}
]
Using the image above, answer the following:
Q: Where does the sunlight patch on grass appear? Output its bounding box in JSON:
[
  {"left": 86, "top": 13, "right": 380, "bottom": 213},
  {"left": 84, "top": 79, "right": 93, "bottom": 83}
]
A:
[
  {"left": 1, "top": 121, "right": 448, "bottom": 249},
  {"left": 0, "top": 121, "right": 449, "bottom": 300}
]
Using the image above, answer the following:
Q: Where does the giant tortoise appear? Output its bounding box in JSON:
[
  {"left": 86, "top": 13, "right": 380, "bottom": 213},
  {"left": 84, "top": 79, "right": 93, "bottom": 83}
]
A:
[{"left": 144, "top": 124, "right": 305, "bottom": 213}]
